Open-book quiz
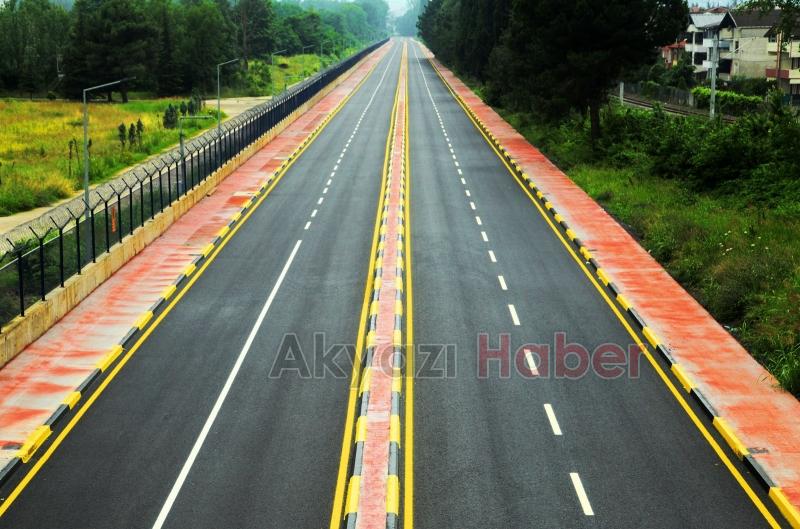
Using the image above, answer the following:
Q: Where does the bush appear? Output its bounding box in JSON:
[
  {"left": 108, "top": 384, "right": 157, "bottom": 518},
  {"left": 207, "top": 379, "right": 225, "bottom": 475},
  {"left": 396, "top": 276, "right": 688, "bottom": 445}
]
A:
[{"left": 692, "top": 86, "right": 763, "bottom": 115}]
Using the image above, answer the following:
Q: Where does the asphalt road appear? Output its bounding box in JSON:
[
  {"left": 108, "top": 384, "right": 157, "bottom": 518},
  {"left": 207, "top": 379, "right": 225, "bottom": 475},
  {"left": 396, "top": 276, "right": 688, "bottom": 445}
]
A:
[
  {"left": 0, "top": 38, "right": 785, "bottom": 529},
  {"left": 405, "top": 40, "right": 777, "bottom": 528},
  {"left": 0, "top": 42, "right": 401, "bottom": 529}
]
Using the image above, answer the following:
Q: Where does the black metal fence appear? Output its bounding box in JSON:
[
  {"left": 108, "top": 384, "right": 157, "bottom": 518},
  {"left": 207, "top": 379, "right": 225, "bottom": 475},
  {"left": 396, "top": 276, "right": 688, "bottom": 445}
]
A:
[{"left": 0, "top": 39, "right": 388, "bottom": 328}]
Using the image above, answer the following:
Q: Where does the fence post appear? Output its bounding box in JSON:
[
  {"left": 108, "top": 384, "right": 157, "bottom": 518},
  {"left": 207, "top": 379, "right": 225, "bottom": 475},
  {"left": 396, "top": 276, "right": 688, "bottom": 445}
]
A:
[
  {"left": 49, "top": 216, "right": 67, "bottom": 288},
  {"left": 157, "top": 165, "right": 164, "bottom": 213},
  {"left": 111, "top": 183, "right": 124, "bottom": 243},
  {"left": 134, "top": 173, "right": 146, "bottom": 227},
  {"left": 67, "top": 206, "right": 82, "bottom": 274},
  {"left": 83, "top": 198, "right": 97, "bottom": 263},
  {"left": 7, "top": 239, "right": 25, "bottom": 317},
  {"left": 28, "top": 226, "right": 51, "bottom": 301}
]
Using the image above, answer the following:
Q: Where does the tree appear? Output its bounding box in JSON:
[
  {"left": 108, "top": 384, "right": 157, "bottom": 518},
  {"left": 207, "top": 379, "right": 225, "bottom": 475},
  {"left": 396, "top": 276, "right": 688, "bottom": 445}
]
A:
[
  {"left": 118, "top": 123, "right": 127, "bottom": 149},
  {"left": 488, "top": 0, "right": 687, "bottom": 141},
  {"left": 236, "top": 0, "right": 275, "bottom": 69},
  {"left": 128, "top": 123, "right": 137, "bottom": 148},
  {"left": 153, "top": 0, "right": 182, "bottom": 95}
]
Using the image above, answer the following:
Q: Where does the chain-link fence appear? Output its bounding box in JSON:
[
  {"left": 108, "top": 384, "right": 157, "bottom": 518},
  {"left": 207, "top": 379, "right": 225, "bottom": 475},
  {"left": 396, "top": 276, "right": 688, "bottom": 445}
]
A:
[{"left": 0, "top": 39, "right": 388, "bottom": 327}]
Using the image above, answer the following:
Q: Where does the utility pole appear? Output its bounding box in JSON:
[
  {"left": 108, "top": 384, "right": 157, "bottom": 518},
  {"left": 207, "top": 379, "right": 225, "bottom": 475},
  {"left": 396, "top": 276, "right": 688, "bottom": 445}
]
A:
[
  {"left": 82, "top": 77, "right": 134, "bottom": 222},
  {"left": 216, "top": 58, "right": 239, "bottom": 137},
  {"left": 710, "top": 30, "right": 719, "bottom": 119}
]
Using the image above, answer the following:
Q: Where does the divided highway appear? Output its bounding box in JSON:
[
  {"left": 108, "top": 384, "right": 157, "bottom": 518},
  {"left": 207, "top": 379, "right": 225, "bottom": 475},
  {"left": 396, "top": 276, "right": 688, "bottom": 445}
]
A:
[{"left": 0, "top": 38, "right": 786, "bottom": 529}]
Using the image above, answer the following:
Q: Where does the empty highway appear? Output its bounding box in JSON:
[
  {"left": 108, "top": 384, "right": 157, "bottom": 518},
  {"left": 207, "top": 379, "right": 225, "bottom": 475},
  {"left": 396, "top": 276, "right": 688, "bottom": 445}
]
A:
[{"left": 0, "top": 38, "right": 787, "bottom": 529}]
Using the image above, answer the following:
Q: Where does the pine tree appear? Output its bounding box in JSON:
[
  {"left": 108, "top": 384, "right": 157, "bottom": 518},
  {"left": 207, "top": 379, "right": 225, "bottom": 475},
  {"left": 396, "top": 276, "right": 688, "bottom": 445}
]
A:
[
  {"left": 118, "top": 123, "right": 127, "bottom": 149},
  {"left": 128, "top": 123, "right": 136, "bottom": 148}
]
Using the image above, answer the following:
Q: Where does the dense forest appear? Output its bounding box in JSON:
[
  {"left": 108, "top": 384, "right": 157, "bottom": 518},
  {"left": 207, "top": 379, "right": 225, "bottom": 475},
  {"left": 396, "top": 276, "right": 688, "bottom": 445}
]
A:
[
  {"left": 417, "top": 0, "right": 687, "bottom": 138},
  {"left": 0, "top": 0, "right": 389, "bottom": 99}
]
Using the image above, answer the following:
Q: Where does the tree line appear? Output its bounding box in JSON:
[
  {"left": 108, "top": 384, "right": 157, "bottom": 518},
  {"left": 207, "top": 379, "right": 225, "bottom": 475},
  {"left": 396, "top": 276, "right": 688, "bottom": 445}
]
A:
[
  {"left": 417, "top": 0, "right": 688, "bottom": 139},
  {"left": 0, "top": 0, "right": 388, "bottom": 100}
]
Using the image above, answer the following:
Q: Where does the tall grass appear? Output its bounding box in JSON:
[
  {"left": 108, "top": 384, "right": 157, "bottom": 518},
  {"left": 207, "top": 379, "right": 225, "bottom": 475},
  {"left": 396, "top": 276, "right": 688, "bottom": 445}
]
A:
[
  {"left": 0, "top": 99, "right": 215, "bottom": 215},
  {"left": 500, "top": 108, "right": 800, "bottom": 396}
]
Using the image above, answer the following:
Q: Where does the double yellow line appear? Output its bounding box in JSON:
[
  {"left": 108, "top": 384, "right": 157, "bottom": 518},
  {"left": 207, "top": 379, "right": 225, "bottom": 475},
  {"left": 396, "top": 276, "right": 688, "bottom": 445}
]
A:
[{"left": 0, "top": 42, "right": 391, "bottom": 520}]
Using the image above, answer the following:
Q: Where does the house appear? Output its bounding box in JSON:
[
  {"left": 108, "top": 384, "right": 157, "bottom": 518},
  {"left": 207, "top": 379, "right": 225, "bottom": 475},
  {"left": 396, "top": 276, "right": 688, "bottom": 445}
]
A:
[
  {"left": 724, "top": 10, "right": 783, "bottom": 80},
  {"left": 661, "top": 40, "right": 686, "bottom": 67},
  {"left": 685, "top": 12, "right": 735, "bottom": 80}
]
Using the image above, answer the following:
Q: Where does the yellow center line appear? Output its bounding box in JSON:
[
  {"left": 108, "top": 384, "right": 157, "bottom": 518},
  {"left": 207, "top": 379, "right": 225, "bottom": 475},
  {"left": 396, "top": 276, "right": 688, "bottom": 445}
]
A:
[
  {"left": 0, "top": 43, "right": 390, "bottom": 520},
  {"left": 425, "top": 49, "right": 780, "bottom": 528},
  {"left": 328, "top": 41, "right": 403, "bottom": 528}
]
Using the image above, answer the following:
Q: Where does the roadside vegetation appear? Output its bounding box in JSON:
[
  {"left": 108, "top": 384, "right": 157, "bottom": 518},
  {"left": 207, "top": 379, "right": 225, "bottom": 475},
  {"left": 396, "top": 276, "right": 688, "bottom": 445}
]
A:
[
  {"left": 0, "top": 99, "right": 215, "bottom": 215},
  {"left": 419, "top": 0, "right": 800, "bottom": 395},
  {"left": 0, "top": 0, "right": 388, "bottom": 215}
]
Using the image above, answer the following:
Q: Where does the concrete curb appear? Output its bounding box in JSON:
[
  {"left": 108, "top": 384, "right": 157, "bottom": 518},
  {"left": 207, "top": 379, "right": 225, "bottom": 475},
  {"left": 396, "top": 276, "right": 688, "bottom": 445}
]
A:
[{"left": 427, "top": 51, "right": 800, "bottom": 529}]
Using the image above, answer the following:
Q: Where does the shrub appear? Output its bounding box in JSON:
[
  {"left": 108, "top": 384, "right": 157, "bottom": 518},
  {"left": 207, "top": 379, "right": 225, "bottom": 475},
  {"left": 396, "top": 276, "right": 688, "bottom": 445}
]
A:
[{"left": 692, "top": 86, "right": 763, "bottom": 115}]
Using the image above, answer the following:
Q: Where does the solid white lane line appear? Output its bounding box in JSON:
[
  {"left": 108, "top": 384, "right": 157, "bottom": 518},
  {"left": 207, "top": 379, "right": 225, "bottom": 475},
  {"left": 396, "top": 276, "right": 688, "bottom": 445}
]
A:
[
  {"left": 151, "top": 240, "right": 303, "bottom": 529},
  {"left": 318, "top": 197, "right": 324, "bottom": 205},
  {"left": 508, "top": 304, "right": 520, "bottom": 326},
  {"left": 470, "top": 201, "right": 476, "bottom": 210},
  {"left": 475, "top": 216, "right": 482, "bottom": 225},
  {"left": 489, "top": 250, "right": 497, "bottom": 263},
  {"left": 570, "top": 473, "right": 594, "bottom": 516},
  {"left": 497, "top": 275, "right": 507, "bottom": 290},
  {"left": 524, "top": 349, "right": 539, "bottom": 376},
  {"left": 544, "top": 404, "right": 563, "bottom": 436},
  {"left": 481, "top": 231, "right": 488, "bottom": 242},
  {"left": 311, "top": 209, "right": 318, "bottom": 218},
  {"left": 304, "top": 221, "right": 311, "bottom": 231}
]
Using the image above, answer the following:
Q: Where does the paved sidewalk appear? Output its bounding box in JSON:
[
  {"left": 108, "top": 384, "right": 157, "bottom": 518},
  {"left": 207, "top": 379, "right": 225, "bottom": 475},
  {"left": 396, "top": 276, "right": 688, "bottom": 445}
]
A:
[
  {"left": 424, "top": 44, "right": 800, "bottom": 519},
  {"left": 0, "top": 43, "right": 390, "bottom": 473}
]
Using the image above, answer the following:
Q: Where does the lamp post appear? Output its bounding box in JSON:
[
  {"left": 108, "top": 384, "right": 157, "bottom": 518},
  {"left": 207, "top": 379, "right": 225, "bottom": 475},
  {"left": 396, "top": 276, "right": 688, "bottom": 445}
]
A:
[
  {"left": 302, "top": 45, "right": 314, "bottom": 76},
  {"left": 179, "top": 115, "right": 215, "bottom": 193},
  {"left": 216, "top": 58, "right": 239, "bottom": 136},
  {"left": 82, "top": 77, "right": 134, "bottom": 222},
  {"left": 271, "top": 49, "right": 287, "bottom": 65},
  {"left": 283, "top": 74, "right": 303, "bottom": 93}
]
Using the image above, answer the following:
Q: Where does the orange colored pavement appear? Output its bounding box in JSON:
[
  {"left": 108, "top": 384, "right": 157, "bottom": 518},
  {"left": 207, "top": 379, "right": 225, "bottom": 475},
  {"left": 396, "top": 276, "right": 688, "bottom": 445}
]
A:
[
  {"left": 423, "top": 44, "right": 800, "bottom": 513},
  {"left": 0, "top": 42, "right": 391, "bottom": 472}
]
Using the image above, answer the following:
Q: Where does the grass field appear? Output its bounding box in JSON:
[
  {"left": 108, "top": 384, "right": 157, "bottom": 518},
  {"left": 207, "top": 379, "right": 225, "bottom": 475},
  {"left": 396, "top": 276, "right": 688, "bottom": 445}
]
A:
[{"left": 0, "top": 99, "right": 216, "bottom": 216}]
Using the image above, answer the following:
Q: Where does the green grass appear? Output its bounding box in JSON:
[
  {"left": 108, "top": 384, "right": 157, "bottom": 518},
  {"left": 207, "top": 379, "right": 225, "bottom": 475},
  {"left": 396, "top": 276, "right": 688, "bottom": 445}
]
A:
[
  {"left": 499, "top": 110, "right": 800, "bottom": 396},
  {"left": 0, "top": 98, "right": 217, "bottom": 216}
]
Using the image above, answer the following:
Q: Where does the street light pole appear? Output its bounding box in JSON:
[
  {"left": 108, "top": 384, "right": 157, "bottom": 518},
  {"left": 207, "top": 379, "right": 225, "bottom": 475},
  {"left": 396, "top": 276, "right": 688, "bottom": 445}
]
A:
[
  {"left": 82, "top": 77, "right": 134, "bottom": 222},
  {"left": 216, "top": 58, "right": 239, "bottom": 137}
]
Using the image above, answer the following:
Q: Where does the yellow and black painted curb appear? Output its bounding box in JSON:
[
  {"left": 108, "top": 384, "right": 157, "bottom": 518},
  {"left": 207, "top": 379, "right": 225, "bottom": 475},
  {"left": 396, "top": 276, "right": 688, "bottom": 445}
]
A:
[
  {"left": 342, "top": 49, "right": 406, "bottom": 529},
  {"left": 425, "top": 54, "right": 798, "bottom": 528},
  {"left": 0, "top": 45, "right": 388, "bottom": 497}
]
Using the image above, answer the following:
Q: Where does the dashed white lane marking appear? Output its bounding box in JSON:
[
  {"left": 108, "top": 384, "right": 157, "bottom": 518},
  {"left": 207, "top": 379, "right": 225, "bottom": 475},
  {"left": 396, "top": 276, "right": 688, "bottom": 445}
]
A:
[
  {"left": 497, "top": 275, "right": 507, "bottom": 290},
  {"left": 469, "top": 201, "right": 476, "bottom": 210},
  {"left": 304, "top": 221, "right": 311, "bottom": 231},
  {"left": 449, "top": 148, "right": 454, "bottom": 154},
  {"left": 465, "top": 189, "right": 471, "bottom": 197},
  {"left": 475, "top": 216, "right": 482, "bottom": 225},
  {"left": 508, "top": 304, "right": 520, "bottom": 326},
  {"left": 151, "top": 240, "right": 303, "bottom": 529},
  {"left": 461, "top": 178, "right": 466, "bottom": 185},
  {"left": 330, "top": 171, "right": 336, "bottom": 177},
  {"left": 317, "top": 197, "right": 324, "bottom": 205},
  {"left": 524, "top": 349, "right": 539, "bottom": 376},
  {"left": 454, "top": 161, "right": 459, "bottom": 167},
  {"left": 311, "top": 209, "right": 318, "bottom": 218},
  {"left": 323, "top": 187, "right": 329, "bottom": 194},
  {"left": 333, "top": 165, "right": 339, "bottom": 171},
  {"left": 457, "top": 168, "right": 463, "bottom": 175},
  {"left": 489, "top": 250, "right": 497, "bottom": 263},
  {"left": 544, "top": 404, "right": 563, "bottom": 436},
  {"left": 570, "top": 473, "right": 594, "bottom": 516},
  {"left": 337, "top": 157, "right": 342, "bottom": 164},
  {"left": 327, "top": 179, "right": 332, "bottom": 185},
  {"left": 481, "top": 231, "right": 488, "bottom": 242},
  {"left": 452, "top": 154, "right": 457, "bottom": 160}
]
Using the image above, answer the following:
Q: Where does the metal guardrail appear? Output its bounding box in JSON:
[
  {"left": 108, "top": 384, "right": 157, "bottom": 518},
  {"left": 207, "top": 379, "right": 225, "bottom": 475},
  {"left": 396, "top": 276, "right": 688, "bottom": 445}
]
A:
[{"left": 0, "top": 39, "right": 388, "bottom": 327}]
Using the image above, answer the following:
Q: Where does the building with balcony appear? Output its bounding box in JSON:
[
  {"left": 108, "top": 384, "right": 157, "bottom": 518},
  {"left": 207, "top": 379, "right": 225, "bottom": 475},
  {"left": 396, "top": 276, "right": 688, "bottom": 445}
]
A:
[{"left": 686, "top": 12, "right": 735, "bottom": 80}]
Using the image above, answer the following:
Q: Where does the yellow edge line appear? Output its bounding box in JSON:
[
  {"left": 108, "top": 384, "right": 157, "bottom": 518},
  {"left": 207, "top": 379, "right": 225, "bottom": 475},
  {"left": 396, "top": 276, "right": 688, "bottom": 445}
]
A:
[
  {"left": 403, "top": 52, "right": 415, "bottom": 529},
  {"left": 426, "top": 53, "right": 781, "bottom": 528},
  {"left": 328, "top": 42, "right": 399, "bottom": 529},
  {"left": 0, "top": 46, "right": 383, "bottom": 519}
]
